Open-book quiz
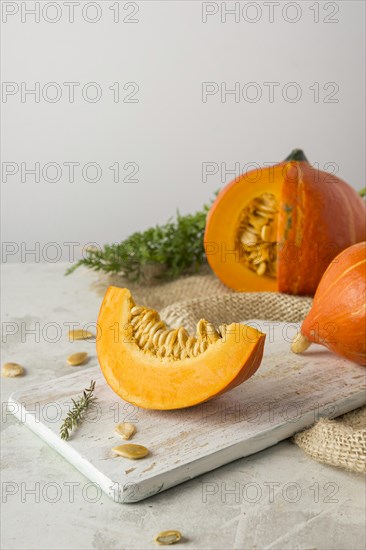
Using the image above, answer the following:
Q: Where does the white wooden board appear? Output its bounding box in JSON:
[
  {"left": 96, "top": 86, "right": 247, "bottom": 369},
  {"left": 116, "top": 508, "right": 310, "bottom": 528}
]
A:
[{"left": 9, "top": 321, "right": 366, "bottom": 503}]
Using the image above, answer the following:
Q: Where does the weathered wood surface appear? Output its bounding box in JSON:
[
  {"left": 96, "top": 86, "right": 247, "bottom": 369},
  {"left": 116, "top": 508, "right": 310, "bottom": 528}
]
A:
[{"left": 9, "top": 322, "right": 366, "bottom": 503}]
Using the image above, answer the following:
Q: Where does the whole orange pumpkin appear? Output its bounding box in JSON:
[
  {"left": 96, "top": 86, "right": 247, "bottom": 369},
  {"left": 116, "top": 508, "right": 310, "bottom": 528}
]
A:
[
  {"left": 204, "top": 150, "right": 366, "bottom": 295},
  {"left": 292, "top": 242, "right": 366, "bottom": 365}
]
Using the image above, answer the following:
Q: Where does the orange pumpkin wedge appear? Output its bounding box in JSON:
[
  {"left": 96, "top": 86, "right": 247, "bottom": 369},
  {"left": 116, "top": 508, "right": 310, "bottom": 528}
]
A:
[
  {"left": 204, "top": 149, "right": 366, "bottom": 295},
  {"left": 292, "top": 242, "right": 366, "bottom": 365},
  {"left": 97, "top": 287, "right": 265, "bottom": 410}
]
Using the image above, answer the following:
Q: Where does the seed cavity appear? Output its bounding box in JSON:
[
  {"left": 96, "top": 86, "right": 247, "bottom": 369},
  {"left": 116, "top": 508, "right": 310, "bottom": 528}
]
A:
[
  {"left": 115, "top": 422, "right": 136, "bottom": 440},
  {"left": 67, "top": 352, "right": 88, "bottom": 366},
  {"left": 154, "top": 530, "right": 182, "bottom": 545},
  {"left": 68, "top": 329, "right": 94, "bottom": 341},
  {"left": 112, "top": 444, "right": 149, "bottom": 460},
  {"left": 129, "top": 304, "right": 224, "bottom": 361},
  {"left": 237, "top": 192, "right": 279, "bottom": 278},
  {"left": 2, "top": 362, "right": 25, "bottom": 377}
]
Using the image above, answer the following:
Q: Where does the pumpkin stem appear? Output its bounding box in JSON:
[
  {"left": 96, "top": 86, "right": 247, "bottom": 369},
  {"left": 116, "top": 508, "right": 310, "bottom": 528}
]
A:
[
  {"left": 291, "top": 333, "right": 311, "bottom": 354},
  {"left": 284, "top": 149, "right": 309, "bottom": 163},
  {"left": 359, "top": 187, "right": 366, "bottom": 198}
]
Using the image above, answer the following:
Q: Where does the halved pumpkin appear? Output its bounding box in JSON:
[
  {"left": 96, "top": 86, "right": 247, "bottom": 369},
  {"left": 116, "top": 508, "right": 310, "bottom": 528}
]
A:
[
  {"left": 204, "top": 149, "right": 366, "bottom": 295},
  {"left": 97, "top": 287, "right": 265, "bottom": 410}
]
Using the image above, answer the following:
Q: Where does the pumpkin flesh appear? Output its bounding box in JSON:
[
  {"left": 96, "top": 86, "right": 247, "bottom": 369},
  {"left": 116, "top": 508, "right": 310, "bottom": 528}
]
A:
[{"left": 97, "top": 287, "right": 266, "bottom": 410}]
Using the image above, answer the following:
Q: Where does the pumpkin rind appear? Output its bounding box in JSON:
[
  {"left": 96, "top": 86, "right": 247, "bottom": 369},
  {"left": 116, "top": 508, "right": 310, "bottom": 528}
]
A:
[
  {"left": 96, "top": 287, "right": 266, "bottom": 410},
  {"left": 204, "top": 151, "right": 366, "bottom": 295},
  {"left": 300, "top": 242, "right": 366, "bottom": 365}
]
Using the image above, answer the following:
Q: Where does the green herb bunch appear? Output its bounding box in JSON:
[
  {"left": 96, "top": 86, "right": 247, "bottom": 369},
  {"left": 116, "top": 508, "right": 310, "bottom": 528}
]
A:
[
  {"left": 66, "top": 198, "right": 215, "bottom": 282},
  {"left": 60, "top": 381, "right": 97, "bottom": 441}
]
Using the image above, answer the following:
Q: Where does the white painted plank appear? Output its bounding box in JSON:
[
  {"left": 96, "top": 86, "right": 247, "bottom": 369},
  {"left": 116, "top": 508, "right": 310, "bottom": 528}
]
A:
[{"left": 9, "top": 322, "right": 366, "bottom": 503}]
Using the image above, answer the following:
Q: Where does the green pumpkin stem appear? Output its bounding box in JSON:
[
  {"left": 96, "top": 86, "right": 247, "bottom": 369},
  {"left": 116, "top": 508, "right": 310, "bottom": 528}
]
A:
[{"left": 284, "top": 149, "right": 309, "bottom": 163}]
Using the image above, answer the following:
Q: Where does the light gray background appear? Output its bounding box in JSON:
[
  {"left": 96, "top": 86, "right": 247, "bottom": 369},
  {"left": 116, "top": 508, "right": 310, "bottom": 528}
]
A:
[{"left": 1, "top": 0, "right": 365, "bottom": 263}]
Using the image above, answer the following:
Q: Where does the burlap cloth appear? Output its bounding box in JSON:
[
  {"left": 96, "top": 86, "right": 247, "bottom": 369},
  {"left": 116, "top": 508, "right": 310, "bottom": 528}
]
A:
[{"left": 92, "top": 267, "right": 365, "bottom": 474}]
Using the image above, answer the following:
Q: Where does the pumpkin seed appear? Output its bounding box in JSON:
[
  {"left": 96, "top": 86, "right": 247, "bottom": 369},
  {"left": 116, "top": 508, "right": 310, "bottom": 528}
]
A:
[
  {"left": 172, "top": 343, "right": 181, "bottom": 359},
  {"left": 112, "top": 443, "right": 149, "bottom": 459},
  {"left": 138, "top": 333, "right": 149, "bottom": 348},
  {"left": 131, "top": 306, "right": 144, "bottom": 316},
  {"left": 240, "top": 232, "right": 258, "bottom": 246},
  {"left": 192, "top": 341, "right": 200, "bottom": 356},
  {"left": 291, "top": 333, "right": 311, "bottom": 354},
  {"left": 158, "top": 330, "right": 169, "bottom": 347},
  {"left": 256, "top": 262, "right": 267, "bottom": 276},
  {"left": 252, "top": 252, "right": 267, "bottom": 265},
  {"left": 261, "top": 193, "right": 278, "bottom": 206},
  {"left": 261, "top": 224, "right": 271, "bottom": 242},
  {"left": 2, "top": 362, "right": 24, "bottom": 377},
  {"left": 255, "top": 209, "right": 271, "bottom": 219},
  {"left": 68, "top": 329, "right": 94, "bottom": 341},
  {"left": 177, "top": 327, "right": 189, "bottom": 346},
  {"left": 67, "top": 352, "right": 88, "bottom": 366},
  {"left": 258, "top": 203, "right": 277, "bottom": 214},
  {"left": 165, "top": 329, "right": 178, "bottom": 347},
  {"left": 205, "top": 322, "right": 220, "bottom": 343},
  {"left": 196, "top": 319, "right": 208, "bottom": 337},
  {"left": 200, "top": 340, "right": 208, "bottom": 353},
  {"left": 115, "top": 422, "right": 136, "bottom": 440},
  {"left": 154, "top": 530, "right": 182, "bottom": 545}
]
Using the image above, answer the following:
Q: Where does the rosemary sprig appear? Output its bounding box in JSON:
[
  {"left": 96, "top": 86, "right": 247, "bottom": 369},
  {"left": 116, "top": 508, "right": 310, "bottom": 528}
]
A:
[
  {"left": 60, "top": 380, "right": 97, "bottom": 441},
  {"left": 66, "top": 197, "right": 216, "bottom": 282}
]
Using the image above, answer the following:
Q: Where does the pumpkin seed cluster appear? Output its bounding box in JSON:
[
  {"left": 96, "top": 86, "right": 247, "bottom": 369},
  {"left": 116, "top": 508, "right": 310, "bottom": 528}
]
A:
[
  {"left": 130, "top": 306, "right": 225, "bottom": 360},
  {"left": 237, "top": 192, "right": 279, "bottom": 277}
]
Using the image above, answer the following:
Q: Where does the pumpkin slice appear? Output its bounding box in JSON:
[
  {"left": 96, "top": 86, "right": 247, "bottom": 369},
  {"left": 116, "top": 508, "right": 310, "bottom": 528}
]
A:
[
  {"left": 97, "top": 287, "right": 265, "bottom": 410},
  {"left": 205, "top": 149, "right": 366, "bottom": 295}
]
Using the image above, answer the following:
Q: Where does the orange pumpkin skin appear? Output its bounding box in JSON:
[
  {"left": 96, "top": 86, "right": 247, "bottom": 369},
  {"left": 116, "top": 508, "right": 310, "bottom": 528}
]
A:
[
  {"left": 97, "top": 287, "right": 266, "bottom": 410},
  {"left": 301, "top": 242, "right": 366, "bottom": 365},
  {"left": 204, "top": 152, "right": 366, "bottom": 295}
]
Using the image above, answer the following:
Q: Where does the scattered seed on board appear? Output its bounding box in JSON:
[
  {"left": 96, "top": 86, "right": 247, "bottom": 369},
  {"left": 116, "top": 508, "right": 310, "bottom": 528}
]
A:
[
  {"left": 68, "top": 329, "right": 94, "bottom": 341},
  {"left": 115, "top": 422, "right": 136, "bottom": 440},
  {"left": 291, "top": 333, "right": 311, "bottom": 354},
  {"left": 154, "top": 530, "right": 182, "bottom": 545},
  {"left": 67, "top": 352, "right": 88, "bottom": 366},
  {"left": 2, "top": 363, "right": 25, "bottom": 378},
  {"left": 112, "top": 444, "right": 149, "bottom": 459}
]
